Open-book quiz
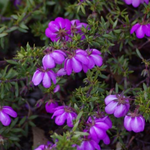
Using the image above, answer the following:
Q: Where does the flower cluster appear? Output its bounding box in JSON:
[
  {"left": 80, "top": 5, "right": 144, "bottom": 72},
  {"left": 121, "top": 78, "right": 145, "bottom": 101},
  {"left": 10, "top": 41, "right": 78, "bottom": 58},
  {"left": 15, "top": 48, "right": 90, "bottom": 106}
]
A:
[
  {"left": 124, "top": 0, "right": 149, "bottom": 7},
  {"left": 104, "top": 94, "right": 145, "bottom": 133},
  {"left": 32, "top": 17, "right": 103, "bottom": 89},
  {"left": 45, "top": 17, "right": 87, "bottom": 42}
]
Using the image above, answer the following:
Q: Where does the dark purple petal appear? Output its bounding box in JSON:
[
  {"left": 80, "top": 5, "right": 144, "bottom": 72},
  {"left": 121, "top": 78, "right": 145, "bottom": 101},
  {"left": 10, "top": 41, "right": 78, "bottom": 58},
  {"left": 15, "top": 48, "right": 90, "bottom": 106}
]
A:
[
  {"left": 54, "top": 50, "right": 66, "bottom": 56},
  {"left": 42, "top": 54, "right": 55, "bottom": 69},
  {"left": 64, "top": 59, "right": 72, "bottom": 75},
  {"left": 45, "top": 102, "right": 58, "bottom": 113},
  {"left": 65, "top": 19, "right": 71, "bottom": 31},
  {"left": 67, "top": 113, "right": 76, "bottom": 127},
  {"left": 54, "top": 85, "right": 60, "bottom": 93},
  {"left": 32, "top": 70, "right": 43, "bottom": 86},
  {"left": 95, "top": 122, "right": 110, "bottom": 130},
  {"left": 0, "top": 111, "right": 11, "bottom": 126},
  {"left": 77, "top": 141, "right": 85, "bottom": 150},
  {"left": 71, "top": 19, "right": 80, "bottom": 25},
  {"left": 71, "top": 57, "right": 82, "bottom": 73},
  {"left": 144, "top": 0, "right": 149, "bottom": 4},
  {"left": 2, "top": 106, "right": 17, "bottom": 118},
  {"left": 124, "top": 115, "right": 132, "bottom": 131},
  {"left": 135, "top": 25, "right": 145, "bottom": 38},
  {"left": 87, "top": 57, "right": 95, "bottom": 69},
  {"left": 42, "top": 72, "right": 51, "bottom": 88},
  {"left": 105, "top": 95, "right": 117, "bottom": 105},
  {"left": 55, "top": 112, "right": 67, "bottom": 126},
  {"left": 130, "top": 23, "right": 140, "bottom": 34},
  {"left": 105, "top": 101, "right": 118, "bottom": 114},
  {"left": 82, "top": 64, "right": 89, "bottom": 73},
  {"left": 76, "top": 49, "right": 87, "bottom": 55}
]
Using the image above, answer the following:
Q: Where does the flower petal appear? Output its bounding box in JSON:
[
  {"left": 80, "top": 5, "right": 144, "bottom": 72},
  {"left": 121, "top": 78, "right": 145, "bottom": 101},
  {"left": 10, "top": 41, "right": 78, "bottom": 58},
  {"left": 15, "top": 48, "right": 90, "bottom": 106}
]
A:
[
  {"left": 105, "top": 101, "right": 118, "bottom": 114},
  {"left": 130, "top": 23, "right": 140, "bottom": 34},
  {"left": 55, "top": 17, "right": 65, "bottom": 29},
  {"left": 42, "top": 72, "right": 51, "bottom": 88},
  {"left": 89, "top": 54, "right": 103, "bottom": 66},
  {"left": 51, "top": 52, "right": 65, "bottom": 64},
  {"left": 2, "top": 106, "right": 17, "bottom": 118},
  {"left": 55, "top": 112, "right": 67, "bottom": 126},
  {"left": 32, "top": 70, "right": 43, "bottom": 86},
  {"left": 105, "top": 95, "right": 117, "bottom": 105},
  {"left": 71, "top": 57, "right": 82, "bottom": 73},
  {"left": 132, "top": 0, "right": 141, "bottom": 7},
  {"left": 48, "top": 70, "right": 56, "bottom": 84},
  {"left": 64, "top": 59, "right": 72, "bottom": 75},
  {"left": 103, "top": 134, "right": 110, "bottom": 145},
  {"left": 136, "top": 25, "right": 145, "bottom": 38},
  {"left": 75, "top": 54, "right": 89, "bottom": 65},
  {"left": 0, "top": 111, "right": 11, "bottom": 126},
  {"left": 124, "top": 115, "right": 132, "bottom": 131},
  {"left": 143, "top": 24, "right": 150, "bottom": 37},
  {"left": 51, "top": 108, "right": 65, "bottom": 119},
  {"left": 84, "top": 141, "right": 94, "bottom": 150},
  {"left": 114, "top": 104, "right": 127, "bottom": 118},
  {"left": 42, "top": 54, "right": 55, "bottom": 69},
  {"left": 48, "top": 21, "right": 60, "bottom": 32}
]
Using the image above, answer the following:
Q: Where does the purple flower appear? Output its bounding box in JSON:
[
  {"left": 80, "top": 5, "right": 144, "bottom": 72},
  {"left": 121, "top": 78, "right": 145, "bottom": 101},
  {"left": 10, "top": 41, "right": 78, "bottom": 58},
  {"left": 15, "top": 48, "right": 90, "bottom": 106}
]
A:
[
  {"left": 45, "top": 17, "right": 71, "bottom": 42},
  {"left": 77, "top": 136, "right": 101, "bottom": 150},
  {"left": 45, "top": 100, "right": 58, "bottom": 113},
  {"left": 51, "top": 106, "right": 77, "bottom": 127},
  {"left": 105, "top": 94, "right": 130, "bottom": 118},
  {"left": 0, "top": 106, "right": 17, "bottom": 126},
  {"left": 42, "top": 49, "right": 66, "bottom": 69},
  {"left": 71, "top": 19, "right": 88, "bottom": 40},
  {"left": 130, "top": 23, "right": 150, "bottom": 38},
  {"left": 124, "top": 0, "right": 149, "bottom": 7},
  {"left": 34, "top": 145, "right": 46, "bottom": 150},
  {"left": 32, "top": 67, "right": 56, "bottom": 88},
  {"left": 86, "top": 117, "right": 110, "bottom": 143},
  {"left": 34, "top": 143, "right": 56, "bottom": 150},
  {"left": 124, "top": 113, "right": 145, "bottom": 133},
  {"left": 64, "top": 49, "right": 89, "bottom": 75},
  {"left": 82, "top": 49, "right": 103, "bottom": 73}
]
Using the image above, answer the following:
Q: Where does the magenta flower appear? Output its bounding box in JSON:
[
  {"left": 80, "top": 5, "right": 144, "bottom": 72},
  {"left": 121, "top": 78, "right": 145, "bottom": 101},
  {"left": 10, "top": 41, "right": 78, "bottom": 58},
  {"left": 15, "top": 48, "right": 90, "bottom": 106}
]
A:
[
  {"left": 71, "top": 19, "right": 88, "bottom": 40},
  {"left": 124, "top": 113, "right": 145, "bottom": 133},
  {"left": 34, "top": 145, "right": 46, "bottom": 150},
  {"left": 130, "top": 23, "right": 150, "bottom": 38},
  {"left": 82, "top": 49, "right": 103, "bottom": 72},
  {"left": 35, "top": 143, "right": 56, "bottom": 150},
  {"left": 0, "top": 106, "right": 17, "bottom": 126},
  {"left": 86, "top": 117, "right": 110, "bottom": 143},
  {"left": 105, "top": 94, "right": 130, "bottom": 118},
  {"left": 32, "top": 67, "right": 56, "bottom": 88},
  {"left": 45, "top": 17, "right": 71, "bottom": 42},
  {"left": 51, "top": 106, "right": 77, "bottom": 127},
  {"left": 45, "top": 100, "right": 58, "bottom": 113},
  {"left": 124, "top": 0, "right": 149, "bottom": 7},
  {"left": 42, "top": 49, "right": 66, "bottom": 69},
  {"left": 77, "top": 136, "right": 101, "bottom": 150},
  {"left": 64, "top": 49, "right": 89, "bottom": 75}
]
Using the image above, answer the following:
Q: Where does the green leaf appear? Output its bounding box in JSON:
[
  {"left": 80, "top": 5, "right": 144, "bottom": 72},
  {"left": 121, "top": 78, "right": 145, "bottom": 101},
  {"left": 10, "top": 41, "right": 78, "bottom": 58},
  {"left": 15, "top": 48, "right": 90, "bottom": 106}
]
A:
[
  {"left": 6, "top": 59, "right": 18, "bottom": 65},
  {"left": 0, "top": 32, "right": 8, "bottom": 38}
]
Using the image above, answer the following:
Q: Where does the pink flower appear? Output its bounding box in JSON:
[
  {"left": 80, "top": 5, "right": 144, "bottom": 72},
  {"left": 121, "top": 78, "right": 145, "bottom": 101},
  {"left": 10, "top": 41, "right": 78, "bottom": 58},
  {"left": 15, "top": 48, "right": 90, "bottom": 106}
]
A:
[
  {"left": 32, "top": 67, "right": 56, "bottom": 88},
  {"left": 45, "top": 100, "right": 58, "bottom": 113},
  {"left": 64, "top": 49, "right": 89, "bottom": 75},
  {"left": 34, "top": 145, "right": 46, "bottom": 150},
  {"left": 51, "top": 106, "right": 77, "bottom": 127},
  {"left": 71, "top": 19, "right": 88, "bottom": 40},
  {"left": 124, "top": 0, "right": 149, "bottom": 7},
  {"left": 45, "top": 17, "right": 71, "bottom": 42},
  {"left": 42, "top": 49, "right": 66, "bottom": 69},
  {"left": 0, "top": 106, "right": 17, "bottom": 126},
  {"left": 77, "top": 136, "right": 101, "bottom": 150},
  {"left": 105, "top": 94, "right": 130, "bottom": 118},
  {"left": 83, "top": 49, "right": 103, "bottom": 72},
  {"left": 34, "top": 143, "right": 56, "bottom": 150},
  {"left": 124, "top": 113, "right": 145, "bottom": 133},
  {"left": 130, "top": 23, "right": 150, "bottom": 38}
]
